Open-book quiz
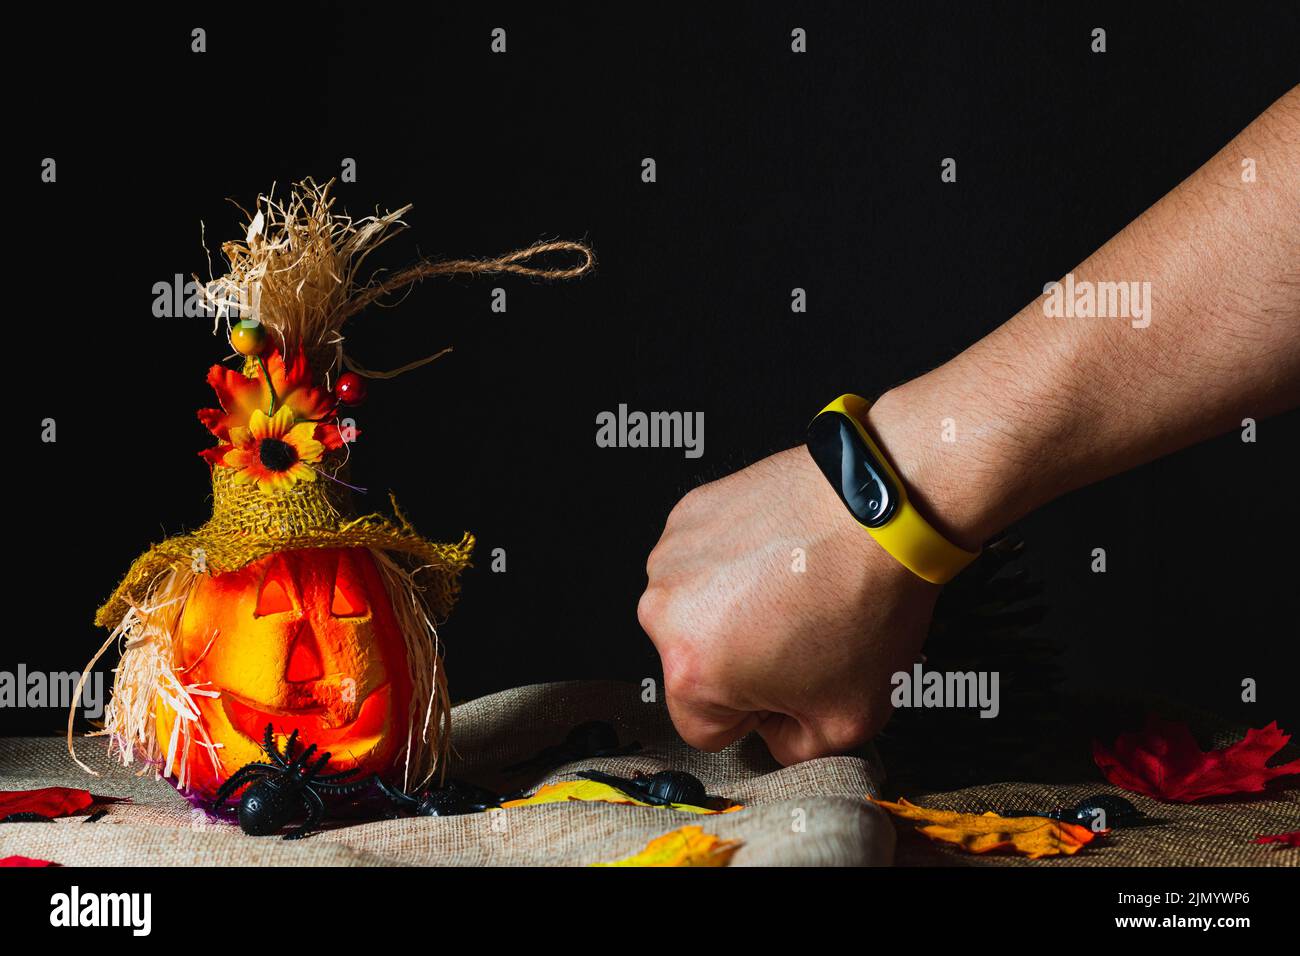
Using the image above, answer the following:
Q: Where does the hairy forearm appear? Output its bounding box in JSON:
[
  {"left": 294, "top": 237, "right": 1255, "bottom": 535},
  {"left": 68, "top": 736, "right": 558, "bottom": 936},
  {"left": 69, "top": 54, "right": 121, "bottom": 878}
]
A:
[{"left": 870, "top": 86, "right": 1300, "bottom": 550}]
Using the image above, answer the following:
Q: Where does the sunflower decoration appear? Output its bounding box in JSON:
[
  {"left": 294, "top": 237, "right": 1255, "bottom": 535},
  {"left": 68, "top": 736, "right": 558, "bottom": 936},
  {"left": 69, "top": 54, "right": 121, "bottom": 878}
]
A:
[
  {"left": 198, "top": 340, "right": 349, "bottom": 494},
  {"left": 74, "top": 179, "right": 593, "bottom": 799},
  {"left": 224, "top": 405, "right": 325, "bottom": 493},
  {"left": 198, "top": 346, "right": 354, "bottom": 470}
]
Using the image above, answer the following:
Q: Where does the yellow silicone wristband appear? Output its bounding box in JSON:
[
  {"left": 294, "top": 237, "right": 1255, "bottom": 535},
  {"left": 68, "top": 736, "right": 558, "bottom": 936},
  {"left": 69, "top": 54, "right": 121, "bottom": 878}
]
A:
[{"left": 817, "top": 394, "right": 979, "bottom": 584}]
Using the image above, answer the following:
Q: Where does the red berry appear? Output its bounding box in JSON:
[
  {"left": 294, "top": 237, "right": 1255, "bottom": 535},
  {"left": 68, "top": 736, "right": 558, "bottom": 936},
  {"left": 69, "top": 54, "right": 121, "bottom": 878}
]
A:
[{"left": 336, "top": 371, "right": 367, "bottom": 406}]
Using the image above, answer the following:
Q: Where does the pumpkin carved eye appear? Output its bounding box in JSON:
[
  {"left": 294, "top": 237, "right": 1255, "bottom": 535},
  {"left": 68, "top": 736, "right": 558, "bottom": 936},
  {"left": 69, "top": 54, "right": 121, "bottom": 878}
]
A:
[
  {"left": 331, "top": 552, "right": 369, "bottom": 617},
  {"left": 255, "top": 562, "right": 295, "bottom": 616}
]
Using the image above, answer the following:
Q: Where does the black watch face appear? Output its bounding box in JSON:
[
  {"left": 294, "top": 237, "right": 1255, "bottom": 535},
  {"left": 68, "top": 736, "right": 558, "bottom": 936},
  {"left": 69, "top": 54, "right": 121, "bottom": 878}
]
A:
[{"left": 806, "top": 412, "right": 898, "bottom": 527}]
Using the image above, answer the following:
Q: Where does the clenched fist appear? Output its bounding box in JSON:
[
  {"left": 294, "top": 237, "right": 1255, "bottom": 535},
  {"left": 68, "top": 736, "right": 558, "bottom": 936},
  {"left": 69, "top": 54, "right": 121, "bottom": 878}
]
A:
[{"left": 637, "top": 444, "right": 941, "bottom": 765}]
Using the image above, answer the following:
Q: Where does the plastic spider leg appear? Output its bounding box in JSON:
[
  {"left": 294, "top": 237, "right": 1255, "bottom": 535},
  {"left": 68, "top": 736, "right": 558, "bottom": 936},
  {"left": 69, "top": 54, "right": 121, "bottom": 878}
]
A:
[
  {"left": 260, "top": 724, "right": 290, "bottom": 769},
  {"left": 211, "top": 763, "right": 277, "bottom": 806},
  {"left": 305, "top": 752, "right": 332, "bottom": 782},
  {"left": 313, "top": 766, "right": 362, "bottom": 783},
  {"left": 280, "top": 729, "right": 301, "bottom": 765},
  {"left": 284, "top": 788, "right": 325, "bottom": 840},
  {"left": 574, "top": 770, "right": 668, "bottom": 806},
  {"left": 372, "top": 775, "right": 420, "bottom": 809},
  {"left": 313, "top": 775, "right": 377, "bottom": 797},
  {"left": 287, "top": 743, "right": 319, "bottom": 776}
]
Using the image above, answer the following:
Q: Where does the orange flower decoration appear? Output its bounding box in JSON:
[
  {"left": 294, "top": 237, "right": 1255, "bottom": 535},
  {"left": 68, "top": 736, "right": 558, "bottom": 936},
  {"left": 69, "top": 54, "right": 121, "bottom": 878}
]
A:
[
  {"left": 223, "top": 407, "right": 325, "bottom": 494},
  {"left": 198, "top": 349, "right": 351, "bottom": 465}
]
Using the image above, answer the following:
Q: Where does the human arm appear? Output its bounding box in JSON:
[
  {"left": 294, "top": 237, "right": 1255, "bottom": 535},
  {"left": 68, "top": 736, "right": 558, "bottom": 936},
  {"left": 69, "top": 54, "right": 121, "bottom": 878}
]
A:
[{"left": 638, "top": 86, "right": 1300, "bottom": 764}]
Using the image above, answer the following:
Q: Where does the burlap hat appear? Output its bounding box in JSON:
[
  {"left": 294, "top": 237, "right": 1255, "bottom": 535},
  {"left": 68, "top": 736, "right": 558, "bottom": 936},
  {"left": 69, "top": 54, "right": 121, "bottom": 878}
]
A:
[{"left": 95, "top": 448, "right": 475, "bottom": 630}]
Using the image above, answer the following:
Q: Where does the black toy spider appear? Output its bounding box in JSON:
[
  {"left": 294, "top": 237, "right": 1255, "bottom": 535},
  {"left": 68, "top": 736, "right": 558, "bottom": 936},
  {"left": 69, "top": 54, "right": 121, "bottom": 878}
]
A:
[
  {"left": 211, "top": 724, "right": 372, "bottom": 839},
  {"left": 573, "top": 769, "right": 710, "bottom": 808},
  {"left": 373, "top": 777, "right": 502, "bottom": 817},
  {"left": 1046, "top": 794, "right": 1149, "bottom": 829},
  {"left": 1003, "top": 793, "right": 1152, "bottom": 829}
]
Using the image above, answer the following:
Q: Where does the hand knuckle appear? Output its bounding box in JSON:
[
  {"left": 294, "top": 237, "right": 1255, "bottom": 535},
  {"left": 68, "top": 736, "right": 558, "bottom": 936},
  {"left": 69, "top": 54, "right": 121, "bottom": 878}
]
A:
[
  {"left": 661, "top": 643, "right": 710, "bottom": 702},
  {"left": 826, "top": 714, "right": 874, "bottom": 751},
  {"left": 636, "top": 585, "right": 668, "bottom": 634},
  {"left": 669, "top": 484, "right": 708, "bottom": 521},
  {"left": 645, "top": 543, "right": 666, "bottom": 577}
]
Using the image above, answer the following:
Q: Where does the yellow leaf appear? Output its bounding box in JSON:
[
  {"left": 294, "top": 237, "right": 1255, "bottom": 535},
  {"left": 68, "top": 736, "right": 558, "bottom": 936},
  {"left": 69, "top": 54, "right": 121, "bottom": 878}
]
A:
[
  {"left": 500, "top": 779, "right": 741, "bottom": 814},
  {"left": 869, "top": 797, "right": 1099, "bottom": 859},
  {"left": 501, "top": 780, "right": 642, "bottom": 808},
  {"left": 593, "top": 825, "right": 741, "bottom": 867}
]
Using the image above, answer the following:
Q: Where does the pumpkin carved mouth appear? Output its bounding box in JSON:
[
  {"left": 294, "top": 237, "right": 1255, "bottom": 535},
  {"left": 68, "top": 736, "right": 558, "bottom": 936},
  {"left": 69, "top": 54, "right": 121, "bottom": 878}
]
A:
[{"left": 220, "top": 684, "right": 392, "bottom": 767}]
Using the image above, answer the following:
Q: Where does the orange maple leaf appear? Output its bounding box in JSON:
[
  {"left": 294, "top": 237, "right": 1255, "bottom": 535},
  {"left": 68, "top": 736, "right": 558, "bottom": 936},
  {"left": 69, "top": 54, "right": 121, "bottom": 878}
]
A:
[
  {"left": 592, "top": 825, "right": 741, "bottom": 867},
  {"left": 869, "top": 797, "right": 1099, "bottom": 859}
]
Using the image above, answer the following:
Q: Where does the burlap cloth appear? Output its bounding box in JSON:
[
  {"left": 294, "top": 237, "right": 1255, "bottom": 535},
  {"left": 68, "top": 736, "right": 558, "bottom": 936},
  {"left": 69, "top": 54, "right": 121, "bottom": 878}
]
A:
[
  {"left": 884, "top": 702, "right": 1300, "bottom": 867},
  {"left": 0, "top": 681, "right": 892, "bottom": 866},
  {"left": 891, "top": 782, "right": 1300, "bottom": 867},
  {"left": 4, "top": 680, "right": 1296, "bottom": 866}
]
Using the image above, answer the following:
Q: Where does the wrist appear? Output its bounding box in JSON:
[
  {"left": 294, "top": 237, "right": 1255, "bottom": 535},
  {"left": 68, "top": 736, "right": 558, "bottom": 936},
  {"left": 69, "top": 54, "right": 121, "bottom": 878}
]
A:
[{"left": 863, "top": 377, "right": 1023, "bottom": 552}]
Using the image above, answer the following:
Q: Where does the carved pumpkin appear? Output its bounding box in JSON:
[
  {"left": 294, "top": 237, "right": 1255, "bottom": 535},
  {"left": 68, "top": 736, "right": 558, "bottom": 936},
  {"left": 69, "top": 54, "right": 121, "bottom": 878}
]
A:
[
  {"left": 156, "top": 547, "right": 413, "bottom": 797},
  {"left": 85, "top": 183, "right": 587, "bottom": 800}
]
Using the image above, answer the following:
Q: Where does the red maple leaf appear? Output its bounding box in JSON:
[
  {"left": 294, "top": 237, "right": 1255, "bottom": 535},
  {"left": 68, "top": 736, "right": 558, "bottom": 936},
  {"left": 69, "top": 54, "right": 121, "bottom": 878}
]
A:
[
  {"left": 0, "top": 787, "right": 125, "bottom": 820},
  {"left": 1092, "top": 717, "right": 1300, "bottom": 802},
  {"left": 0, "top": 856, "right": 60, "bottom": 867},
  {"left": 1252, "top": 831, "right": 1300, "bottom": 848},
  {"left": 197, "top": 349, "right": 353, "bottom": 465}
]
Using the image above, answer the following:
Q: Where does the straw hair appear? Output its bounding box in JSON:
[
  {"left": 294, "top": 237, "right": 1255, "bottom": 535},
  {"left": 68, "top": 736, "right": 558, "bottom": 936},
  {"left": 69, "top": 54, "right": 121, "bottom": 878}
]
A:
[
  {"left": 202, "top": 177, "right": 594, "bottom": 383},
  {"left": 371, "top": 550, "right": 452, "bottom": 790},
  {"left": 71, "top": 566, "right": 217, "bottom": 789}
]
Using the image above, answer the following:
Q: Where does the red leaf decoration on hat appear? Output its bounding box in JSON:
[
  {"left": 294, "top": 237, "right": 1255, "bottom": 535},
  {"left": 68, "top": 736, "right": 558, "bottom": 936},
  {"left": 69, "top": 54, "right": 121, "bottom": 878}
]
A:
[
  {"left": 1092, "top": 717, "right": 1300, "bottom": 802},
  {"left": 198, "top": 348, "right": 352, "bottom": 464},
  {"left": 1, "top": 856, "right": 60, "bottom": 867},
  {"left": 0, "top": 787, "right": 125, "bottom": 820},
  {"left": 1252, "top": 831, "right": 1300, "bottom": 848}
]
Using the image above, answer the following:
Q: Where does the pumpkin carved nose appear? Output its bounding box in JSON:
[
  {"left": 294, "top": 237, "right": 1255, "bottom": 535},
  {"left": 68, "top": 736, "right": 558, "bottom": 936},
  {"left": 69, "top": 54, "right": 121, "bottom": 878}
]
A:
[{"left": 285, "top": 625, "right": 325, "bottom": 683}]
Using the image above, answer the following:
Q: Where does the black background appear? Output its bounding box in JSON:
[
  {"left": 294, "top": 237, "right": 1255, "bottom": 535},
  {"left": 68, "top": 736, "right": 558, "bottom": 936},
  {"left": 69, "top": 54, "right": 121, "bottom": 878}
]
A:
[{"left": 9, "top": 2, "right": 1299, "bottom": 737}]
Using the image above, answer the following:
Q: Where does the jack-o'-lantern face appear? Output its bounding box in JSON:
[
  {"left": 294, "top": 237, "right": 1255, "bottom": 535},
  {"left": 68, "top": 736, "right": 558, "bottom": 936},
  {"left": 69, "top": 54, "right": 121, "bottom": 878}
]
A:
[{"left": 157, "top": 547, "right": 413, "bottom": 796}]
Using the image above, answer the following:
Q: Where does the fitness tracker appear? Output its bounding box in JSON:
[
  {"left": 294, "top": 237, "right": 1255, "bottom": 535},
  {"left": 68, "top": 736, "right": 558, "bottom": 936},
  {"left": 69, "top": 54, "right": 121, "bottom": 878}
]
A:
[{"left": 807, "top": 394, "right": 979, "bottom": 584}]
